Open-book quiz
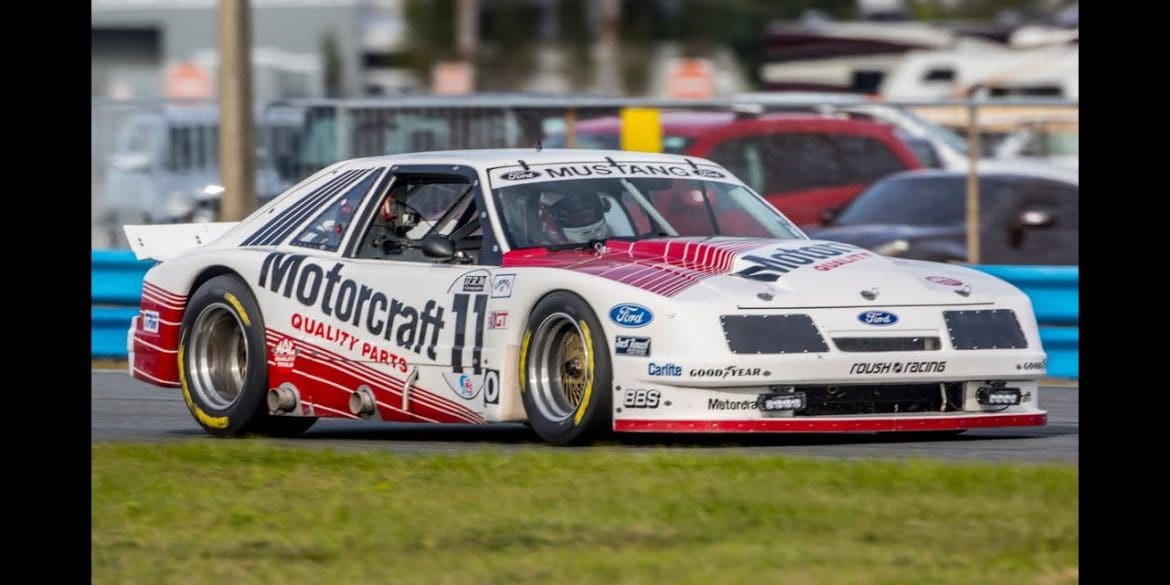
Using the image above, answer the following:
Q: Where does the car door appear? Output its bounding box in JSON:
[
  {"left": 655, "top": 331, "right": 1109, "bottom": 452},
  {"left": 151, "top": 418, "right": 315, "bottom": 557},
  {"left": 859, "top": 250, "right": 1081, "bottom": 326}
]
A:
[
  {"left": 257, "top": 163, "right": 499, "bottom": 423},
  {"left": 336, "top": 164, "right": 504, "bottom": 420}
]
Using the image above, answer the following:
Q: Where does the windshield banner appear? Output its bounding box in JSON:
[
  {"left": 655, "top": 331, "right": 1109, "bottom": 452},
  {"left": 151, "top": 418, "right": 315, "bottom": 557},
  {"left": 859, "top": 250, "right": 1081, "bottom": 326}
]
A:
[{"left": 488, "top": 161, "right": 741, "bottom": 187}]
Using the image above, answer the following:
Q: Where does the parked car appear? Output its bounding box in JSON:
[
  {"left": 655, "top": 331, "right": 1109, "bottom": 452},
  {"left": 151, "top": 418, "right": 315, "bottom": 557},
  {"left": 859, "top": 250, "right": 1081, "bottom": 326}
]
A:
[
  {"left": 544, "top": 112, "right": 922, "bottom": 226},
  {"left": 993, "top": 121, "right": 1079, "bottom": 170},
  {"left": 810, "top": 168, "right": 1078, "bottom": 265},
  {"left": 124, "top": 148, "right": 1047, "bottom": 444},
  {"left": 729, "top": 92, "right": 1073, "bottom": 172},
  {"left": 99, "top": 107, "right": 292, "bottom": 246}
]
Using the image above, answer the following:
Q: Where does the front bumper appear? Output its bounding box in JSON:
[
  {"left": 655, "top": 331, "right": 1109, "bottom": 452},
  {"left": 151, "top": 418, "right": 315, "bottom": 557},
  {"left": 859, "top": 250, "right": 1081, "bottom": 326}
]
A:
[
  {"left": 614, "top": 412, "right": 1047, "bottom": 433},
  {"left": 611, "top": 379, "right": 1046, "bottom": 432}
]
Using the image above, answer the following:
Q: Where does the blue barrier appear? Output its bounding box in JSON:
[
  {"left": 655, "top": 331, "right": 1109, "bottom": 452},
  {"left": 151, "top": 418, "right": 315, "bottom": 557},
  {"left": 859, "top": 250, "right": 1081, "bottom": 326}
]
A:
[
  {"left": 92, "top": 251, "right": 156, "bottom": 358},
  {"left": 972, "top": 265, "right": 1078, "bottom": 379}
]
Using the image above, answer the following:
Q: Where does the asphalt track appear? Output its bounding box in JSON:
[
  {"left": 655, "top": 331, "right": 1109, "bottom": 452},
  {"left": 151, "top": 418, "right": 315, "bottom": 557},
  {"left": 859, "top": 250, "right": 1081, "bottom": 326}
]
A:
[{"left": 92, "top": 371, "right": 1077, "bottom": 463}]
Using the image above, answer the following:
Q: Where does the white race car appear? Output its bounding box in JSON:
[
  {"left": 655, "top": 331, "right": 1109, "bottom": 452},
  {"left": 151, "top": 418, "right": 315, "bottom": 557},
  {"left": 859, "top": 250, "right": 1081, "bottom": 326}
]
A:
[{"left": 125, "top": 149, "right": 1047, "bottom": 444}]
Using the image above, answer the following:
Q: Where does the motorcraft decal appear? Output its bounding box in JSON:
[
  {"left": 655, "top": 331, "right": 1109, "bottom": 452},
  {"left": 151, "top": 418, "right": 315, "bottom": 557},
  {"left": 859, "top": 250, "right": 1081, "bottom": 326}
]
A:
[
  {"left": 258, "top": 252, "right": 446, "bottom": 360},
  {"left": 735, "top": 242, "right": 865, "bottom": 282}
]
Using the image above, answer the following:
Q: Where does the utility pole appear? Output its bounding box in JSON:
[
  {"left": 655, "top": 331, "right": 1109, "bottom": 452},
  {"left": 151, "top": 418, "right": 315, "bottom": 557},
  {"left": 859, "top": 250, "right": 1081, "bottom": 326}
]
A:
[
  {"left": 595, "top": 0, "right": 621, "bottom": 95},
  {"left": 218, "top": 0, "right": 256, "bottom": 221},
  {"left": 456, "top": 0, "right": 480, "bottom": 62}
]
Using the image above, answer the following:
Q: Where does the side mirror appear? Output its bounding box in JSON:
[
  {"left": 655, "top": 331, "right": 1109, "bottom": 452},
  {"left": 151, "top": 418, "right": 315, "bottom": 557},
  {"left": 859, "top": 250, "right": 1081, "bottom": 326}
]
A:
[
  {"left": 420, "top": 233, "right": 456, "bottom": 260},
  {"left": 1017, "top": 209, "right": 1053, "bottom": 228},
  {"left": 820, "top": 207, "right": 840, "bottom": 225}
]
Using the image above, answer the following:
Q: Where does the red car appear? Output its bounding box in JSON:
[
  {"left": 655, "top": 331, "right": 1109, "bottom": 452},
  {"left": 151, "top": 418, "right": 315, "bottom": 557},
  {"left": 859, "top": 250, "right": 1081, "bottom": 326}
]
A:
[{"left": 545, "top": 112, "right": 922, "bottom": 227}]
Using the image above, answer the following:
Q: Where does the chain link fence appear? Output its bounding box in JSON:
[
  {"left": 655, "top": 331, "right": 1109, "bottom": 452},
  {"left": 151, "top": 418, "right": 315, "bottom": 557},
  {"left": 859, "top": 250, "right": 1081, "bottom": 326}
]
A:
[{"left": 92, "top": 95, "right": 1077, "bottom": 261}]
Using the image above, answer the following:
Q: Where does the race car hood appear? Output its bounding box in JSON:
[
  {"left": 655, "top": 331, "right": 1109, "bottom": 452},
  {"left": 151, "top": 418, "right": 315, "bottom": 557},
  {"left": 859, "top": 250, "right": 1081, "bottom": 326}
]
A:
[{"left": 501, "top": 237, "right": 1001, "bottom": 307}]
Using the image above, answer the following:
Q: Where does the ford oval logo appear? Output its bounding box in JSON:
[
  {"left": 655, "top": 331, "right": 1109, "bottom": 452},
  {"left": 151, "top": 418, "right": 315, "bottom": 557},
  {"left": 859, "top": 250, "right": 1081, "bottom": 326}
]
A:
[
  {"left": 858, "top": 311, "right": 898, "bottom": 326},
  {"left": 609, "top": 304, "right": 653, "bottom": 328},
  {"left": 501, "top": 170, "right": 540, "bottom": 180}
]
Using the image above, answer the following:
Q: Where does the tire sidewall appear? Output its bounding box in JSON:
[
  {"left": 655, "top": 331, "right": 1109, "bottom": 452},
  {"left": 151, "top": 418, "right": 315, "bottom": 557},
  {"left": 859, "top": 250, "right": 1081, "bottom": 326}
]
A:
[
  {"left": 519, "top": 291, "right": 612, "bottom": 445},
  {"left": 179, "top": 274, "right": 269, "bottom": 437}
]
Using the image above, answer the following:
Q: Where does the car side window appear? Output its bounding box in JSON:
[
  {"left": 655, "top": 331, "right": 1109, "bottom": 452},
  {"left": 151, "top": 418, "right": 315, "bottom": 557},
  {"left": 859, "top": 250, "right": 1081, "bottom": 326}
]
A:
[
  {"left": 709, "top": 138, "right": 765, "bottom": 193},
  {"left": 767, "top": 134, "right": 847, "bottom": 193},
  {"left": 353, "top": 175, "right": 483, "bottom": 263},
  {"left": 834, "top": 135, "right": 908, "bottom": 182},
  {"left": 290, "top": 170, "right": 383, "bottom": 252}
]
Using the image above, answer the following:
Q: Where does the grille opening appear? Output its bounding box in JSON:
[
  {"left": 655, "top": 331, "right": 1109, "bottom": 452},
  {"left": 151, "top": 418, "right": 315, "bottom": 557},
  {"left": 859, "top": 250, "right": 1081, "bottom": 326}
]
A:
[
  {"left": 944, "top": 309, "right": 1028, "bottom": 350},
  {"left": 793, "top": 383, "right": 964, "bottom": 416},
  {"left": 721, "top": 314, "right": 829, "bottom": 354},
  {"left": 833, "top": 336, "right": 941, "bottom": 352}
]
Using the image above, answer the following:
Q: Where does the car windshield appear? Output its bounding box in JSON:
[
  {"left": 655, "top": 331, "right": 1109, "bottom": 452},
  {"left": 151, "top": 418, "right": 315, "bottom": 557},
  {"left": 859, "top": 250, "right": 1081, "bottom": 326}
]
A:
[
  {"left": 490, "top": 172, "right": 803, "bottom": 249},
  {"left": 835, "top": 176, "right": 1008, "bottom": 227}
]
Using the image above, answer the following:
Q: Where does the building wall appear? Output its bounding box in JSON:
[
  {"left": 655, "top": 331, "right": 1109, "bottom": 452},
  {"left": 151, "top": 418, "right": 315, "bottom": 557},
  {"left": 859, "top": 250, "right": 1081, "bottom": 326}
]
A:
[{"left": 92, "top": 0, "right": 364, "bottom": 100}]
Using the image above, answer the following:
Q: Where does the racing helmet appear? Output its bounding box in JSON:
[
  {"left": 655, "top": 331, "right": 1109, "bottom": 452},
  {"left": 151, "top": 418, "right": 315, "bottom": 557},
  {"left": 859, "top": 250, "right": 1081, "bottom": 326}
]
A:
[{"left": 536, "top": 192, "right": 611, "bottom": 243}]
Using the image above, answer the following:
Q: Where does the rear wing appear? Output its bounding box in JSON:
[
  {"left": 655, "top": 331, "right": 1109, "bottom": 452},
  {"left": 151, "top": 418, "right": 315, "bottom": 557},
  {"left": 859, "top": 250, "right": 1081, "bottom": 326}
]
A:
[{"left": 122, "top": 223, "right": 239, "bottom": 262}]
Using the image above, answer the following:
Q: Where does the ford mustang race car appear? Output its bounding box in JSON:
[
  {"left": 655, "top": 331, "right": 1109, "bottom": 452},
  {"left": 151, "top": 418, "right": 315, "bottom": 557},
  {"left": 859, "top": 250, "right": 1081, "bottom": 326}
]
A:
[{"left": 124, "top": 149, "right": 1047, "bottom": 445}]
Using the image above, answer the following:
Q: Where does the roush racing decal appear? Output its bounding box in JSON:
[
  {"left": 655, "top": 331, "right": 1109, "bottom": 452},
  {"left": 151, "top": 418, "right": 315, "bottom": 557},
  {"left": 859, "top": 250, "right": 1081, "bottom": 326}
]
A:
[{"left": 850, "top": 361, "right": 947, "bottom": 375}]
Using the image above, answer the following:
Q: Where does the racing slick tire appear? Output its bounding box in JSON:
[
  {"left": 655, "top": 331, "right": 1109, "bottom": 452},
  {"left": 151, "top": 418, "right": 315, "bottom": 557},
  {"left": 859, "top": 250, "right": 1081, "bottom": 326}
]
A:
[
  {"left": 518, "top": 291, "right": 613, "bottom": 445},
  {"left": 178, "top": 274, "right": 316, "bottom": 437}
]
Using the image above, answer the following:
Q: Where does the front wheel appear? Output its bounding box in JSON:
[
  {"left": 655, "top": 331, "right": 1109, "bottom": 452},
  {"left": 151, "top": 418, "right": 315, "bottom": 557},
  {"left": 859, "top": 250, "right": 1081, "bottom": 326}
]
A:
[{"left": 518, "top": 292, "right": 613, "bottom": 445}]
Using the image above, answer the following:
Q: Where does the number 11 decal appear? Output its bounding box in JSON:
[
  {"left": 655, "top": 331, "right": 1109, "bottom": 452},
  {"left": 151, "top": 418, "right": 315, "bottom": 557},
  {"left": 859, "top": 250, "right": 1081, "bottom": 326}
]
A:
[{"left": 451, "top": 293, "right": 487, "bottom": 374}]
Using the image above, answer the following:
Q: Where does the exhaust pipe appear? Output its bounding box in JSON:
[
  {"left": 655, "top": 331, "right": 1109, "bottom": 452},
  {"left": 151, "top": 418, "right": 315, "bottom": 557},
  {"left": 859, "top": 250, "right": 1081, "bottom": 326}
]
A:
[
  {"left": 268, "top": 385, "right": 298, "bottom": 414},
  {"left": 349, "top": 385, "right": 377, "bottom": 417}
]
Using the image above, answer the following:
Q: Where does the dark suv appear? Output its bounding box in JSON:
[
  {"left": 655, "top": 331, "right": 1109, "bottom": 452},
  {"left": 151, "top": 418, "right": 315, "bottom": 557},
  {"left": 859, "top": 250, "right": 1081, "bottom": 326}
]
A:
[
  {"left": 810, "top": 169, "right": 1079, "bottom": 265},
  {"left": 544, "top": 111, "right": 921, "bottom": 226}
]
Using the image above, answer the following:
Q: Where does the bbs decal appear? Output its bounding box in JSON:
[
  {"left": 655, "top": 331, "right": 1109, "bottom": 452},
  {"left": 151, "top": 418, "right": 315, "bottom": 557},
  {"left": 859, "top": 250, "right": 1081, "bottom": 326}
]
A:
[{"left": 623, "top": 389, "right": 661, "bottom": 409}]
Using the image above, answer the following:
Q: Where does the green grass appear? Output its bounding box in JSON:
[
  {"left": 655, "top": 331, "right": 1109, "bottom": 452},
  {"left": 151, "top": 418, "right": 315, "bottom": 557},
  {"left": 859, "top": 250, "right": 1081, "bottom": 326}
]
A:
[{"left": 92, "top": 442, "right": 1078, "bottom": 585}]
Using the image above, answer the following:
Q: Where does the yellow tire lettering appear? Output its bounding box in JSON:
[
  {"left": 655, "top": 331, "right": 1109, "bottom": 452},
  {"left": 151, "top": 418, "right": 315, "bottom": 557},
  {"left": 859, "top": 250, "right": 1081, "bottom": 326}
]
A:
[
  {"left": 574, "top": 320, "right": 595, "bottom": 426},
  {"left": 518, "top": 329, "right": 532, "bottom": 393},
  {"left": 224, "top": 292, "right": 251, "bottom": 327},
  {"left": 178, "top": 345, "right": 229, "bottom": 429}
]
